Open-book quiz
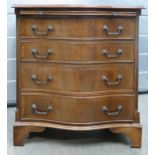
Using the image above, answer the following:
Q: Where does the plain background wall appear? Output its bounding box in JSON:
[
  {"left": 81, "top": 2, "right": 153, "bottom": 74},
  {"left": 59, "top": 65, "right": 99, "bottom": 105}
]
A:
[{"left": 7, "top": 0, "right": 148, "bottom": 104}]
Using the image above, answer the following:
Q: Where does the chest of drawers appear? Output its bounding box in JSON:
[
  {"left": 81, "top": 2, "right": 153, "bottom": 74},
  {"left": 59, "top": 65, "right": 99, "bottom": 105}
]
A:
[{"left": 13, "top": 5, "right": 143, "bottom": 147}]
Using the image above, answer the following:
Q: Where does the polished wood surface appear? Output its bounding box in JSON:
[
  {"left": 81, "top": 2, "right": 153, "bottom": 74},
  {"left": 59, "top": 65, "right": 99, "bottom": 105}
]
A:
[
  {"left": 20, "top": 18, "right": 136, "bottom": 39},
  {"left": 110, "top": 126, "right": 142, "bottom": 148},
  {"left": 14, "top": 5, "right": 142, "bottom": 147},
  {"left": 20, "top": 63, "right": 135, "bottom": 92},
  {"left": 20, "top": 42, "right": 135, "bottom": 62},
  {"left": 20, "top": 93, "right": 135, "bottom": 124},
  {"left": 13, "top": 4, "right": 144, "bottom": 9},
  {"left": 14, "top": 125, "right": 45, "bottom": 146},
  {"left": 14, "top": 121, "right": 142, "bottom": 147}
]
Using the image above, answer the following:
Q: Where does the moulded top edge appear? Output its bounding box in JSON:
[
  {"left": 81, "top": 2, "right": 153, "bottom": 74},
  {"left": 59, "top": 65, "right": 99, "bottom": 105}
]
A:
[{"left": 12, "top": 4, "right": 145, "bottom": 10}]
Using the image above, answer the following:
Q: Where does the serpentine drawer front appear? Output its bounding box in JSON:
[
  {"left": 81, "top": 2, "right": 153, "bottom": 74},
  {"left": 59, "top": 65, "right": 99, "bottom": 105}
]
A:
[
  {"left": 20, "top": 94, "right": 135, "bottom": 124},
  {"left": 20, "top": 42, "right": 135, "bottom": 62},
  {"left": 20, "top": 18, "right": 136, "bottom": 39},
  {"left": 20, "top": 63, "right": 135, "bottom": 92},
  {"left": 13, "top": 4, "right": 143, "bottom": 148}
]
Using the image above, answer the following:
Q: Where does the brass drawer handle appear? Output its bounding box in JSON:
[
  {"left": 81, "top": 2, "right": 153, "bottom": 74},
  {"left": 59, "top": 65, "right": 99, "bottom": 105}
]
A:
[
  {"left": 103, "top": 25, "right": 123, "bottom": 35},
  {"left": 32, "top": 24, "right": 53, "bottom": 36},
  {"left": 32, "top": 104, "right": 52, "bottom": 115},
  {"left": 102, "top": 49, "right": 123, "bottom": 58},
  {"left": 102, "top": 75, "right": 122, "bottom": 86},
  {"left": 102, "top": 105, "right": 122, "bottom": 116},
  {"left": 31, "top": 48, "right": 53, "bottom": 59},
  {"left": 31, "top": 74, "right": 53, "bottom": 85}
]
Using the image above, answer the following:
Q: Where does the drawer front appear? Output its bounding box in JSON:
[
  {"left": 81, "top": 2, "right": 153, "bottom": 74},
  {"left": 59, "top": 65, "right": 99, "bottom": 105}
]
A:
[
  {"left": 20, "top": 18, "right": 136, "bottom": 39},
  {"left": 20, "top": 94, "right": 135, "bottom": 124},
  {"left": 20, "top": 64, "right": 135, "bottom": 92},
  {"left": 21, "top": 42, "right": 135, "bottom": 62}
]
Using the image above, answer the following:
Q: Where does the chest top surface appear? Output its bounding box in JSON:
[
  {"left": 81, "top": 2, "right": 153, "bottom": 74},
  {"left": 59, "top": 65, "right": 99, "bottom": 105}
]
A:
[
  {"left": 13, "top": 4, "right": 143, "bottom": 9},
  {"left": 13, "top": 4, "right": 143, "bottom": 17},
  {"left": 12, "top": 0, "right": 144, "bottom": 8}
]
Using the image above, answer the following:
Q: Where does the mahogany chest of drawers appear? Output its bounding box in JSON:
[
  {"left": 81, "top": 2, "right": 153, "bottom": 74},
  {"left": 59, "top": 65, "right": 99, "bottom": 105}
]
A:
[{"left": 13, "top": 5, "right": 143, "bottom": 147}]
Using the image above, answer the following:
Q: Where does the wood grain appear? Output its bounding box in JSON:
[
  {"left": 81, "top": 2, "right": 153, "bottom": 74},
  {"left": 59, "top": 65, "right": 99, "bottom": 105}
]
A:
[
  {"left": 13, "top": 4, "right": 144, "bottom": 9},
  {"left": 14, "top": 5, "right": 142, "bottom": 147},
  {"left": 13, "top": 125, "right": 45, "bottom": 146},
  {"left": 20, "top": 18, "right": 136, "bottom": 39},
  {"left": 20, "top": 63, "right": 135, "bottom": 92},
  {"left": 20, "top": 42, "right": 135, "bottom": 62},
  {"left": 110, "top": 125, "right": 142, "bottom": 148},
  {"left": 14, "top": 121, "right": 142, "bottom": 147},
  {"left": 20, "top": 93, "right": 135, "bottom": 124}
]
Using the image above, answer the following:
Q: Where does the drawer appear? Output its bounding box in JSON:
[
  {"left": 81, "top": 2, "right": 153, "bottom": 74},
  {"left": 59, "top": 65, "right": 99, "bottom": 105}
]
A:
[
  {"left": 20, "top": 18, "right": 136, "bottom": 39},
  {"left": 20, "top": 93, "right": 135, "bottom": 124},
  {"left": 20, "top": 64, "right": 135, "bottom": 92},
  {"left": 20, "top": 42, "right": 135, "bottom": 62}
]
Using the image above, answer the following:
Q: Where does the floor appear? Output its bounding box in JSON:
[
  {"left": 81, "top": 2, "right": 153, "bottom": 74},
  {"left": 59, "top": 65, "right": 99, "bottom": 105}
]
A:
[{"left": 7, "top": 95, "right": 148, "bottom": 155}]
